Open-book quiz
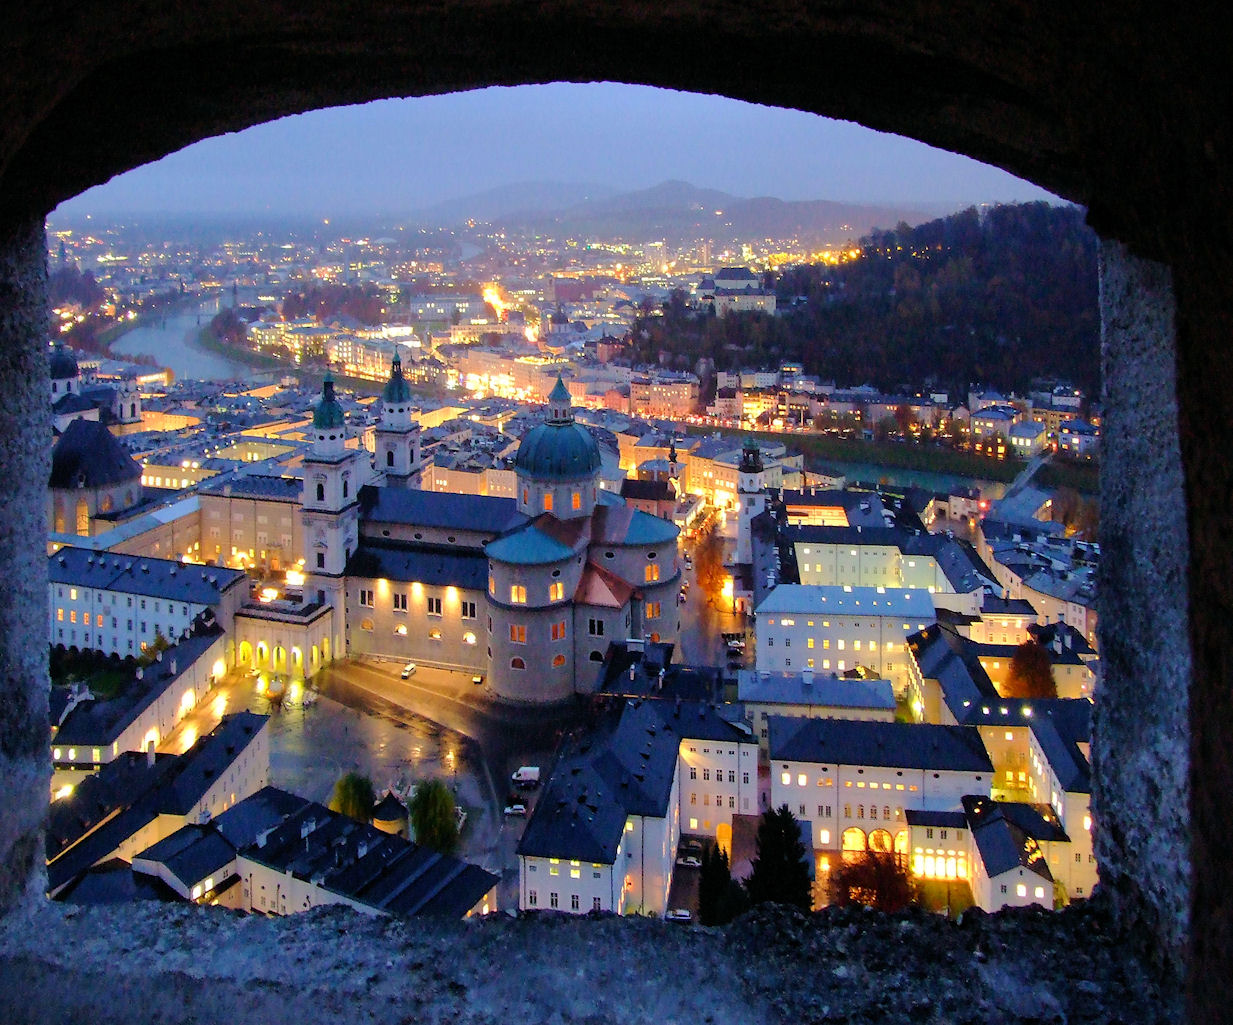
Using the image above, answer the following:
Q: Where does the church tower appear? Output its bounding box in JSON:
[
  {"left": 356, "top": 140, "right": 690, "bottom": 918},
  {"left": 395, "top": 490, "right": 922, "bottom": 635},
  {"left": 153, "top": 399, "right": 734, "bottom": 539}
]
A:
[
  {"left": 301, "top": 372, "right": 364, "bottom": 648},
  {"left": 512, "top": 375, "right": 601, "bottom": 521},
  {"left": 735, "top": 439, "right": 768, "bottom": 565},
  {"left": 373, "top": 350, "right": 422, "bottom": 488}
]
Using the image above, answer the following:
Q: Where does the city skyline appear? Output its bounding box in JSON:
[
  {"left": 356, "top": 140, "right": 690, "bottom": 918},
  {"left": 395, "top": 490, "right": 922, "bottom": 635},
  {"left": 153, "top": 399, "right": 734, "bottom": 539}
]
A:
[{"left": 57, "top": 83, "right": 1058, "bottom": 219}]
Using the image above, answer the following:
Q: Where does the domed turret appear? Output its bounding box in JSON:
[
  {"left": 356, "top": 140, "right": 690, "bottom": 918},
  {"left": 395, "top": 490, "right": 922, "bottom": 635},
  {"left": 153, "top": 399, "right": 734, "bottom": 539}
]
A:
[
  {"left": 381, "top": 351, "right": 412, "bottom": 405},
  {"left": 313, "top": 371, "right": 345, "bottom": 430},
  {"left": 513, "top": 375, "right": 601, "bottom": 519},
  {"left": 49, "top": 345, "right": 79, "bottom": 381}
]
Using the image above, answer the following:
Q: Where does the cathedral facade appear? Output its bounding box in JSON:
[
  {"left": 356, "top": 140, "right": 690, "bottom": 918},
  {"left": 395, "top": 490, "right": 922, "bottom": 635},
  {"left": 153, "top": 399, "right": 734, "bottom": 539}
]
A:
[{"left": 307, "top": 368, "right": 682, "bottom": 703}]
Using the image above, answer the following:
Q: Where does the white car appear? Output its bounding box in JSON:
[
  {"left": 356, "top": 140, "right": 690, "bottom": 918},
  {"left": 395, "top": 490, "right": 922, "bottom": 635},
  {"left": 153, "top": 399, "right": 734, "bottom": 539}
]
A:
[
  {"left": 664, "top": 908, "right": 692, "bottom": 922},
  {"left": 676, "top": 855, "right": 702, "bottom": 868},
  {"left": 400, "top": 662, "right": 417, "bottom": 678},
  {"left": 503, "top": 803, "right": 527, "bottom": 817}
]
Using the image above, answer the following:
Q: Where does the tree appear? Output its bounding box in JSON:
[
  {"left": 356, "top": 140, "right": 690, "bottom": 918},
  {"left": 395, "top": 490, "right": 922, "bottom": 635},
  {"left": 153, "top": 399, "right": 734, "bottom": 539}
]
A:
[
  {"left": 698, "top": 844, "right": 748, "bottom": 926},
  {"left": 874, "top": 414, "right": 898, "bottom": 442},
  {"left": 745, "top": 805, "right": 812, "bottom": 910},
  {"left": 826, "top": 851, "right": 915, "bottom": 912},
  {"left": 329, "top": 771, "right": 376, "bottom": 822},
  {"left": 1004, "top": 639, "right": 1057, "bottom": 699},
  {"left": 408, "top": 778, "right": 459, "bottom": 853}
]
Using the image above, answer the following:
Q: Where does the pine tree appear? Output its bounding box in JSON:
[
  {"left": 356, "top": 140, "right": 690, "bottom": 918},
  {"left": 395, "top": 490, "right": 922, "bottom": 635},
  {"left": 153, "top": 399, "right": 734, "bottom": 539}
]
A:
[{"left": 745, "top": 805, "right": 812, "bottom": 910}]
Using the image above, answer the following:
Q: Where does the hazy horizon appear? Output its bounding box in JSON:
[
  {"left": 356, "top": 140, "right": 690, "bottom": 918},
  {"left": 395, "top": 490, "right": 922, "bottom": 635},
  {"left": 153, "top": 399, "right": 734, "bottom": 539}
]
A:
[{"left": 55, "top": 83, "right": 1059, "bottom": 221}]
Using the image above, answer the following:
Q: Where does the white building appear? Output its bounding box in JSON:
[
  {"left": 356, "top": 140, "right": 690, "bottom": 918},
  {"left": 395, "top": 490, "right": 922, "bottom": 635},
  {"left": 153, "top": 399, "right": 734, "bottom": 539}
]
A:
[
  {"left": 48, "top": 546, "right": 248, "bottom": 658},
  {"left": 517, "top": 699, "right": 758, "bottom": 916},
  {"left": 754, "top": 584, "right": 936, "bottom": 692},
  {"left": 767, "top": 717, "right": 993, "bottom": 858}
]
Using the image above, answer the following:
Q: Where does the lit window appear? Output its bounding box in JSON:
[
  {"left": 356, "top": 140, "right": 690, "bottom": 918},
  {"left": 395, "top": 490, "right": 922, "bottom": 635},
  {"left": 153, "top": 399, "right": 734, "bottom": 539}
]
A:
[
  {"left": 510, "top": 584, "right": 526, "bottom": 604},
  {"left": 797, "top": 774, "right": 807, "bottom": 787},
  {"left": 572, "top": 491, "right": 581, "bottom": 510},
  {"left": 509, "top": 624, "right": 526, "bottom": 643},
  {"left": 463, "top": 631, "right": 476, "bottom": 645},
  {"left": 781, "top": 772, "right": 791, "bottom": 785},
  {"left": 549, "top": 581, "right": 564, "bottom": 601},
  {"left": 552, "top": 654, "right": 566, "bottom": 667},
  {"left": 1016, "top": 884, "right": 1027, "bottom": 897},
  {"left": 551, "top": 620, "right": 566, "bottom": 641},
  {"left": 645, "top": 564, "right": 660, "bottom": 583},
  {"left": 646, "top": 601, "right": 661, "bottom": 619},
  {"left": 543, "top": 492, "right": 554, "bottom": 512}
]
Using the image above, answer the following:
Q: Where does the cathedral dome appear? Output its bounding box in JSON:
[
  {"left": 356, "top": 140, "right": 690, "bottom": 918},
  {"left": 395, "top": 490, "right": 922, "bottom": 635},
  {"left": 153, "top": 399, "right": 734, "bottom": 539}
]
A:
[
  {"left": 49, "top": 345, "right": 79, "bottom": 381},
  {"left": 514, "top": 421, "right": 602, "bottom": 481},
  {"left": 49, "top": 417, "right": 141, "bottom": 488},
  {"left": 313, "top": 372, "right": 345, "bottom": 429},
  {"left": 514, "top": 375, "right": 600, "bottom": 482}
]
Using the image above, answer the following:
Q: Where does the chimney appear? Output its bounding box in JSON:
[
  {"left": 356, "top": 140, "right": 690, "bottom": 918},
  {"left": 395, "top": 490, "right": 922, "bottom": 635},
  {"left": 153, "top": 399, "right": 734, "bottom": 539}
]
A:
[
  {"left": 146, "top": 740, "right": 156, "bottom": 767},
  {"left": 169, "top": 658, "right": 177, "bottom": 675}
]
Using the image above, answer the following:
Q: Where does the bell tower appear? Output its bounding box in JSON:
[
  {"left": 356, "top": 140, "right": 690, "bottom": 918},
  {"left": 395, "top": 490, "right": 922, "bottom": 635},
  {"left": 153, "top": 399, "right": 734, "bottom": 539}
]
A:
[
  {"left": 301, "top": 372, "right": 364, "bottom": 636},
  {"left": 373, "top": 350, "right": 422, "bottom": 488},
  {"left": 735, "top": 439, "right": 768, "bottom": 565}
]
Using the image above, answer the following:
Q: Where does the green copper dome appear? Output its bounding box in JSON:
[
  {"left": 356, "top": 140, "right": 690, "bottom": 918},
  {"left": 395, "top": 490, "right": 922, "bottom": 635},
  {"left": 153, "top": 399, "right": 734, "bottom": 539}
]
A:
[
  {"left": 313, "top": 372, "right": 345, "bottom": 429},
  {"left": 514, "top": 421, "right": 602, "bottom": 481},
  {"left": 382, "top": 352, "right": 412, "bottom": 404}
]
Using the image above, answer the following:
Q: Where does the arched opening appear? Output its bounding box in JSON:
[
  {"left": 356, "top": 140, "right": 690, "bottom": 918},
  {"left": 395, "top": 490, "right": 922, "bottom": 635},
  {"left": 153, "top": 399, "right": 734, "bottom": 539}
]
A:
[
  {"left": 0, "top": 9, "right": 1222, "bottom": 1009},
  {"left": 841, "top": 827, "right": 867, "bottom": 852},
  {"left": 238, "top": 640, "right": 253, "bottom": 666}
]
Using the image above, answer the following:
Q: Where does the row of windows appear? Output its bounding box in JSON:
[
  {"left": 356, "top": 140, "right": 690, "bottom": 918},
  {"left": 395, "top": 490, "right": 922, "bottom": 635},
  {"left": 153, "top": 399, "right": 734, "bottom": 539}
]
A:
[
  {"left": 356, "top": 589, "right": 475, "bottom": 619},
  {"left": 55, "top": 589, "right": 189, "bottom": 616},
  {"left": 525, "top": 891, "right": 602, "bottom": 912},
  {"left": 689, "top": 768, "right": 747, "bottom": 784},
  {"left": 689, "top": 793, "right": 736, "bottom": 808},
  {"left": 509, "top": 654, "right": 568, "bottom": 670}
]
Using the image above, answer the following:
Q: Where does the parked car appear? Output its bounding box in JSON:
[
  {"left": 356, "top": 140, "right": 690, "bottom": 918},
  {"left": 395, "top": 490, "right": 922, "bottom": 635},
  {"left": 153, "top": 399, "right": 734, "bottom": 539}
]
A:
[
  {"left": 679, "top": 838, "right": 703, "bottom": 854},
  {"left": 676, "top": 855, "right": 702, "bottom": 868},
  {"left": 471, "top": 674, "right": 485, "bottom": 686},
  {"left": 400, "top": 662, "right": 417, "bottom": 678},
  {"left": 503, "top": 803, "right": 527, "bottom": 816},
  {"left": 678, "top": 590, "right": 687, "bottom": 604},
  {"left": 664, "top": 908, "right": 692, "bottom": 922},
  {"left": 511, "top": 766, "right": 541, "bottom": 787}
]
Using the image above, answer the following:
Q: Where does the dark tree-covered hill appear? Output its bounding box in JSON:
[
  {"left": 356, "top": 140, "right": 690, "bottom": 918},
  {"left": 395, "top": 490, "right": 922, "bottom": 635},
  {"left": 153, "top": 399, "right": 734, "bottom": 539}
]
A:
[{"left": 632, "top": 202, "right": 1099, "bottom": 396}]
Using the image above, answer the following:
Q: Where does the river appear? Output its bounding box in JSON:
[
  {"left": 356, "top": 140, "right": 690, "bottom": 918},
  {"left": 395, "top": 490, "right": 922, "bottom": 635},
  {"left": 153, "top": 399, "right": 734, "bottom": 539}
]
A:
[
  {"left": 108, "top": 295, "right": 261, "bottom": 383},
  {"left": 816, "top": 459, "right": 1008, "bottom": 500}
]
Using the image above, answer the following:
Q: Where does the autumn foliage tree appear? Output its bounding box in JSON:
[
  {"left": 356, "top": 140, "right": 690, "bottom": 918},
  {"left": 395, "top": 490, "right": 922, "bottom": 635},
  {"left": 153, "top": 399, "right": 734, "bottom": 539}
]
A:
[
  {"left": 408, "top": 778, "right": 459, "bottom": 854},
  {"left": 826, "top": 852, "right": 915, "bottom": 912},
  {"left": 329, "top": 772, "right": 376, "bottom": 822},
  {"left": 1004, "top": 639, "right": 1057, "bottom": 699}
]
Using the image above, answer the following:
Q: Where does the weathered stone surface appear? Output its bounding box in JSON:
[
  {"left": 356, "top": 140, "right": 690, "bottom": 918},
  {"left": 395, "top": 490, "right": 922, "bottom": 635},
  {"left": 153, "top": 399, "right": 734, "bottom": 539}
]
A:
[
  {"left": 1093, "top": 240, "right": 1188, "bottom": 978},
  {"left": 0, "top": 216, "right": 51, "bottom": 915},
  {"left": 0, "top": 899, "right": 1179, "bottom": 1024},
  {"left": 0, "top": 3, "right": 1230, "bottom": 1018}
]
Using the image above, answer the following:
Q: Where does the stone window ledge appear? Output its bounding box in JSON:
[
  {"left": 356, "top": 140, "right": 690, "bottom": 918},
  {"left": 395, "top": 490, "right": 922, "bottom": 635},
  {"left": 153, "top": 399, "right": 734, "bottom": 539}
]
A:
[{"left": 0, "top": 898, "right": 1177, "bottom": 1024}]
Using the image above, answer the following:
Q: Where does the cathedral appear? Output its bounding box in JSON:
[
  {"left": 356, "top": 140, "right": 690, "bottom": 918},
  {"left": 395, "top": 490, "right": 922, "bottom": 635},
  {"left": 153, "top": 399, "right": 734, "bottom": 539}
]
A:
[{"left": 298, "top": 360, "right": 683, "bottom": 703}]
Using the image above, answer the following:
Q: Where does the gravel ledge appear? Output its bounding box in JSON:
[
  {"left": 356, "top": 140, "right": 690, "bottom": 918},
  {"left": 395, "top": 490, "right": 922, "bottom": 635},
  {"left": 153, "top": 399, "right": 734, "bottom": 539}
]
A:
[{"left": 0, "top": 897, "right": 1178, "bottom": 1024}]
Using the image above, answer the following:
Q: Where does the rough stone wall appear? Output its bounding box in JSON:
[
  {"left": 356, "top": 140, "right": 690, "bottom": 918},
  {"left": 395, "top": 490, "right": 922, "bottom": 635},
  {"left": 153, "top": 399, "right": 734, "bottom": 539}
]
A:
[
  {"left": 0, "top": 899, "right": 1179, "bottom": 1025},
  {"left": 0, "top": 216, "right": 50, "bottom": 913},
  {"left": 1092, "top": 241, "right": 1189, "bottom": 976}
]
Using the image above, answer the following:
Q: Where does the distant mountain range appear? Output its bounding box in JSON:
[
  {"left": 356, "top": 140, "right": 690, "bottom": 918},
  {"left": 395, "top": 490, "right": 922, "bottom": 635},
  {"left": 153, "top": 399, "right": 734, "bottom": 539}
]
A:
[{"left": 406, "top": 179, "right": 932, "bottom": 245}]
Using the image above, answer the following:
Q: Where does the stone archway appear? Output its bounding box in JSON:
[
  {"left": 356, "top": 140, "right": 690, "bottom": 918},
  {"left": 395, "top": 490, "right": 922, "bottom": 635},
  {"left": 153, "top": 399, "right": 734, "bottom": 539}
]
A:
[{"left": 0, "top": 4, "right": 1229, "bottom": 1015}]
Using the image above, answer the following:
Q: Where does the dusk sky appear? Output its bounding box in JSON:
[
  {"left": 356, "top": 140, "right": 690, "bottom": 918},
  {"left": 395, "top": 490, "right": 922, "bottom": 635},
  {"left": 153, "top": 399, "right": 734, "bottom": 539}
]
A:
[{"left": 56, "top": 83, "right": 1058, "bottom": 218}]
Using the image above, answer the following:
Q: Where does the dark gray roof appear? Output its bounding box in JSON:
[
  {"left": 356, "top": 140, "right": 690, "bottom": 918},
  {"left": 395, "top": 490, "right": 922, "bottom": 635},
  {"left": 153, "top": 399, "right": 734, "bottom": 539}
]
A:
[
  {"left": 49, "top": 547, "right": 248, "bottom": 605},
  {"left": 53, "top": 392, "right": 97, "bottom": 414},
  {"left": 904, "top": 809, "right": 968, "bottom": 829},
  {"left": 345, "top": 542, "right": 488, "bottom": 590},
  {"left": 46, "top": 712, "right": 268, "bottom": 895},
  {"left": 963, "top": 796, "right": 1058, "bottom": 881},
  {"left": 518, "top": 699, "right": 754, "bottom": 863},
  {"left": 242, "top": 798, "right": 497, "bottom": 918},
  {"left": 358, "top": 484, "right": 526, "bottom": 536},
  {"left": 57, "top": 859, "right": 182, "bottom": 906},
  {"left": 49, "top": 417, "right": 142, "bottom": 488},
  {"left": 55, "top": 629, "right": 226, "bottom": 745},
  {"left": 767, "top": 717, "right": 993, "bottom": 774},
  {"left": 619, "top": 478, "right": 673, "bottom": 502},
  {"left": 199, "top": 474, "right": 303, "bottom": 502}
]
